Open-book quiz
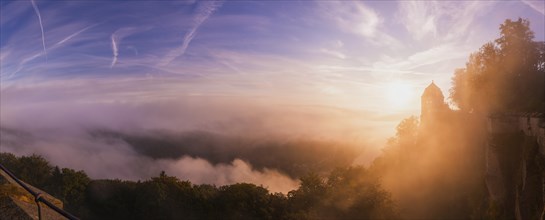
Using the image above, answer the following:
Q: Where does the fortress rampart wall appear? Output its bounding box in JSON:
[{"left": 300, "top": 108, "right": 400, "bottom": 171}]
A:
[
  {"left": 485, "top": 113, "right": 545, "bottom": 219},
  {"left": 487, "top": 113, "right": 545, "bottom": 154}
]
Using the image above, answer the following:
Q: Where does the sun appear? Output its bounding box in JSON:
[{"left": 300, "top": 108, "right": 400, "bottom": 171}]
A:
[{"left": 386, "top": 81, "right": 414, "bottom": 107}]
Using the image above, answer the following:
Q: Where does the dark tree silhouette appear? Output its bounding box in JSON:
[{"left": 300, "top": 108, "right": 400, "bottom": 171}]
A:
[
  {"left": 450, "top": 18, "right": 545, "bottom": 113},
  {"left": 1, "top": 152, "right": 397, "bottom": 220}
]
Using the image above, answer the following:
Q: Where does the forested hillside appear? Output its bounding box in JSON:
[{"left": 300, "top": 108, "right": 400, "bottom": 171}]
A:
[{"left": 0, "top": 152, "right": 397, "bottom": 220}]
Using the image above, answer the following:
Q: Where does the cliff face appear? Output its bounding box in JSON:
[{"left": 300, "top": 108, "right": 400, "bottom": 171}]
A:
[
  {"left": 0, "top": 169, "right": 65, "bottom": 220},
  {"left": 486, "top": 113, "right": 545, "bottom": 220}
]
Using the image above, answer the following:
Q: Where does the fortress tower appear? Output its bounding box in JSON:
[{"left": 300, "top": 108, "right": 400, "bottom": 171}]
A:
[{"left": 421, "top": 81, "right": 449, "bottom": 127}]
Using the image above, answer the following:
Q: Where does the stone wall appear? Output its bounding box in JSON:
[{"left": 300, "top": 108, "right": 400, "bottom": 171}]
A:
[
  {"left": 485, "top": 113, "right": 545, "bottom": 220},
  {"left": 0, "top": 169, "right": 65, "bottom": 220}
]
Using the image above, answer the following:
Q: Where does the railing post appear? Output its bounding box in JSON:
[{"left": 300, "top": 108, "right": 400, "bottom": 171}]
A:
[
  {"left": 0, "top": 163, "right": 80, "bottom": 220},
  {"left": 35, "top": 193, "right": 43, "bottom": 220}
]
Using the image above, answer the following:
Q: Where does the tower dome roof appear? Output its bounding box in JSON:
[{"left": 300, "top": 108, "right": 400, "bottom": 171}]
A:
[{"left": 422, "top": 81, "right": 444, "bottom": 98}]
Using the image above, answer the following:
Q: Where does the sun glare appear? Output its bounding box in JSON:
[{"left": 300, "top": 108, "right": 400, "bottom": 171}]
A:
[{"left": 386, "top": 81, "right": 414, "bottom": 107}]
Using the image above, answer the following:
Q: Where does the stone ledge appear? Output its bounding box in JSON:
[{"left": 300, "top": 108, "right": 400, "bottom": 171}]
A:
[{"left": 0, "top": 169, "right": 65, "bottom": 220}]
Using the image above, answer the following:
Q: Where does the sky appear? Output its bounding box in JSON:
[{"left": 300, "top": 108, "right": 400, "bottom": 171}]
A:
[
  {"left": 0, "top": 0, "right": 544, "bottom": 190},
  {"left": 1, "top": 1, "right": 544, "bottom": 112}
]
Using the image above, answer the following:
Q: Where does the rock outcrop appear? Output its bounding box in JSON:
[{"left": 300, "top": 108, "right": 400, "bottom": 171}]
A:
[{"left": 486, "top": 113, "right": 545, "bottom": 219}]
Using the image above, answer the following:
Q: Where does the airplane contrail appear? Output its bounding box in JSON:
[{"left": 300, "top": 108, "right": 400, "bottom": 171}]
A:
[
  {"left": 111, "top": 33, "right": 119, "bottom": 68},
  {"left": 159, "top": 1, "right": 223, "bottom": 66},
  {"left": 7, "top": 23, "right": 98, "bottom": 79},
  {"left": 109, "top": 27, "right": 143, "bottom": 68},
  {"left": 520, "top": 0, "right": 545, "bottom": 15},
  {"left": 55, "top": 23, "right": 98, "bottom": 47},
  {"left": 30, "top": 0, "right": 47, "bottom": 60}
]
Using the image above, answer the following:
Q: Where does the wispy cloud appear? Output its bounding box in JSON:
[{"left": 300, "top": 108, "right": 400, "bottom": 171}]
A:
[
  {"left": 7, "top": 24, "right": 98, "bottom": 78},
  {"left": 444, "top": 1, "right": 494, "bottom": 41},
  {"left": 30, "top": 0, "right": 47, "bottom": 59},
  {"left": 320, "top": 48, "right": 346, "bottom": 59},
  {"left": 110, "top": 33, "right": 119, "bottom": 68},
  {"left": 55, "top": 23, "right": 97, "bottom": 47},
  {"left": 159, "top": 1, "right": 224, "bottom": 66},
  {"left": 398, "top": 1, "right": 438, "bottom": 40},
  {"left": 318, "top": 1, "right": 402, "bottom": 49},
  {"left": 0, "top": 50, "right": 9, "bottom": 63},
  {"left": 319, "top": 1, "right": 380, "bottom": 37},
  {"left": 110, "top": 27, "right": 142, "bottom": 68},
  {"left": 1, "top": 0, "right": 543, "bottom": 115},
  {"left": 315, "top": 41, "right": 472, "bottom": 89},
  {"left": 127, "top": 46, "right": 139, "bottom": 55},
  {"left": 378, "top": 43, "right": 469, "bottom": 76},
  {"left": 521, "top": 0, "right": 545, "bottom": 14},
  {"left": 397, "top": 1, "right": 493, "bottom": 42}
]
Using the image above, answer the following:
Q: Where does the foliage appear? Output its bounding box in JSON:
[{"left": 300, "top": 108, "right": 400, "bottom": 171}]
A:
[
  {"left": 450, "top": 18, "right": 545, "bottom": 113},
  {"left": 0, "top": 153, "right": 92, "bottom": 215},
  {"left": 0, "top": 153, "right": 53, "bottom": 187},
  {"left": 48, "top": 167, "right": 91, "bottom": 213},
  {"left": 286, "top": 167, "right": 398, "bottom": 220},
  {"left": 370, "top": 112, "right": 490, "bottom": 220},
  {"left": 0, "top": 152, "right": 396, "bottom": 220}
]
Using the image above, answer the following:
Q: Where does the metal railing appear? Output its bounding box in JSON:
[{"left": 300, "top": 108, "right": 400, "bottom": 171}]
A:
[{"left": 0, "top": 163, "right": 80, "bottom": 220}]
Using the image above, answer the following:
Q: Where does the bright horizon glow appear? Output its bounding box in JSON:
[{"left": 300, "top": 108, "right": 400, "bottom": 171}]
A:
[
  {"left": 386, "top": 81, "right": 415, "bottom": 108},
  {"left": 1, "top": 0, "right": 544, "bottom": 193},
  {"left": 1, "top": 0, "right": 544, "bottom": 141}
]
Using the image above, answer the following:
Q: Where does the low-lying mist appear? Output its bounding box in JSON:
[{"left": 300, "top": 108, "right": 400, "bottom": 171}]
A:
[
  {"left": 92, "top": 129, "right": 362, "bottom": 178},
  {"left": 2, "top": 125, "right": 366, "bottom": 193},
  {"left": 0, "top": 80, "right": 400, "bottom": 192}
]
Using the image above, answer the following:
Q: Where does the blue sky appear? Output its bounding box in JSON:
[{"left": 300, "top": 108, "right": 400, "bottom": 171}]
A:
[
  {"left": 0, "top": 0, "right": 544, "bottom": 186},
  {"left": 1, "top": 0, "right": 544, "bottom": 135}
]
